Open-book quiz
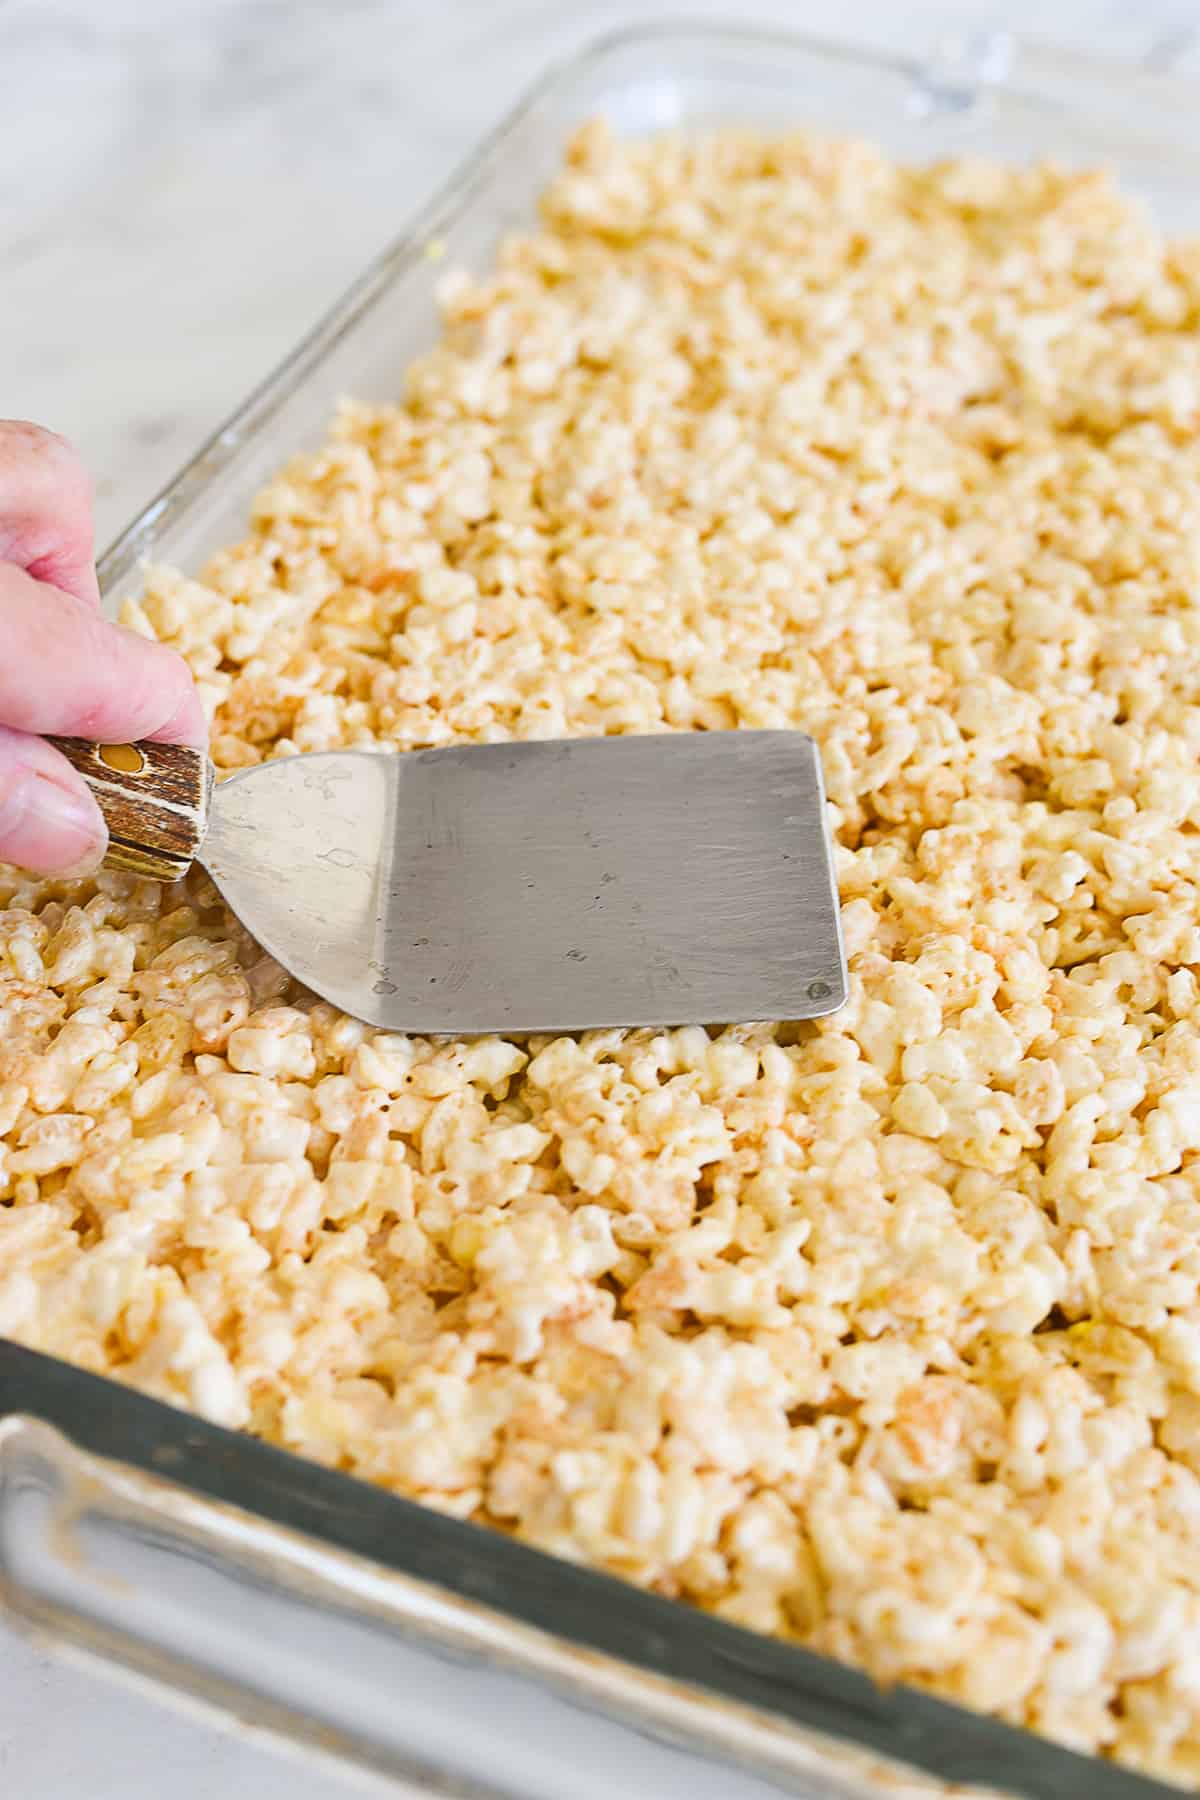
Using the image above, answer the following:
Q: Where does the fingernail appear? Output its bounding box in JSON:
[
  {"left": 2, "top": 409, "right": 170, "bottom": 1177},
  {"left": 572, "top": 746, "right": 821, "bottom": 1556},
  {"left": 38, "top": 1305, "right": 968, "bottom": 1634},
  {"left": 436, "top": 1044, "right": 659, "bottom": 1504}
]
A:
[
  {"left": 151, "top": 679, "right": 209, "bottom": 749},
  {"left": 0, "top": 771, "right": 107, "bottom": 876}
]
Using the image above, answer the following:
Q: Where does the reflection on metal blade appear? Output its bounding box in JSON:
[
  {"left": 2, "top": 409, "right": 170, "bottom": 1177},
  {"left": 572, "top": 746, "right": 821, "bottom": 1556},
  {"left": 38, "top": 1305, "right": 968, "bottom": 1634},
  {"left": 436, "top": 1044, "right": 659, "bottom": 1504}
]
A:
[{"left": 201, "top": 732, "right": 846, "bottom": 1035}]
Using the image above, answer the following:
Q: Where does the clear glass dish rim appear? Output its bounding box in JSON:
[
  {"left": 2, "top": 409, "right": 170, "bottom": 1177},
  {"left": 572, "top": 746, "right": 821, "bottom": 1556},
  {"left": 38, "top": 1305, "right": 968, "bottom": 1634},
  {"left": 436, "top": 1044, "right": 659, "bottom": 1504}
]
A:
[
  {"left": 94, "top": 17, "right": 1200, "bottom": 599},
  {"left": 0, "top": 1340, "right": 1175, "bottom": 1800}
]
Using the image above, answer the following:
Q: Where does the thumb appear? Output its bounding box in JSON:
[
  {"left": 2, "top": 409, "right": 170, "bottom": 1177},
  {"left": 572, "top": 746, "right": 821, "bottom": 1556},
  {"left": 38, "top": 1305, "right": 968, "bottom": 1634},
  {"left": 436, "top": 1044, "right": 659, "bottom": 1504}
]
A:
[{"left": 0, "top": 725, "right": 107, "bottom": 877}]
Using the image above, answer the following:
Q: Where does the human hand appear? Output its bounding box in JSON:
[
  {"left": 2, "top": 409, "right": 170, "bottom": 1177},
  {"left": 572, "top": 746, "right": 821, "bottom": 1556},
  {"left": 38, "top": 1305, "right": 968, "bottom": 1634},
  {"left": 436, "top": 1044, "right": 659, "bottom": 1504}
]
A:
[{"left": 0, "top": 421, "right": 205, "bottom": 876}]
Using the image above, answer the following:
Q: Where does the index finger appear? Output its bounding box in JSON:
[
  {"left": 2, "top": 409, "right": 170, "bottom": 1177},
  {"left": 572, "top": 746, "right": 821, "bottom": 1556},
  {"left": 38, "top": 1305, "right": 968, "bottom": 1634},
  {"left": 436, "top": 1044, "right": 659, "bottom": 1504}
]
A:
[
  {"left": 0, "top": 561, "right": 206, "bottom": 747},
  {"left": 0, "top": 420, "right": 99, "bottom": 608}
]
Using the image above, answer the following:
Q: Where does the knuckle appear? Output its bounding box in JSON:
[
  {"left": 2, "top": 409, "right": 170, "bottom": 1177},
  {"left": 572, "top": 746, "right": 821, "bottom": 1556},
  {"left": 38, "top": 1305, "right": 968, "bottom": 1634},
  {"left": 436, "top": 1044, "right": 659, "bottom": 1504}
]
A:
[{"left": 0, "top": 419, "right": 91, "bottom": 501}]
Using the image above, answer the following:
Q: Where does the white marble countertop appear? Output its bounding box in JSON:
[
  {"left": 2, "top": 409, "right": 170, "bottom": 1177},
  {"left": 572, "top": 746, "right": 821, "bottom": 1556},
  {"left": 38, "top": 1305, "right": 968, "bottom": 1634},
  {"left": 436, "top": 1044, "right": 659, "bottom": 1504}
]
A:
[{"left": 2, "top": 2, "right": 1198, "bottom": 1795}]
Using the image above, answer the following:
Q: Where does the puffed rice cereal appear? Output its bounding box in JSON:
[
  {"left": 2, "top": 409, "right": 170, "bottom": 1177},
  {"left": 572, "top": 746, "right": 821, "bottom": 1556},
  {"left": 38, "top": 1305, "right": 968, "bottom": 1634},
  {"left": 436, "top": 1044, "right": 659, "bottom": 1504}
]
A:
[{"left": 5, "top": 121, "right": 1200, "bottom": 1785}]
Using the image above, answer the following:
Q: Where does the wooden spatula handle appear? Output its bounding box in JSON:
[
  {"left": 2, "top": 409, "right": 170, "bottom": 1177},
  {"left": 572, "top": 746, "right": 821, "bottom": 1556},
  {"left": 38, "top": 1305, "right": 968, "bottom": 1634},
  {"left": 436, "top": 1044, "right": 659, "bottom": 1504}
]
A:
[{"left": 45, "top": 737, "right": 213, "bottom": 881}]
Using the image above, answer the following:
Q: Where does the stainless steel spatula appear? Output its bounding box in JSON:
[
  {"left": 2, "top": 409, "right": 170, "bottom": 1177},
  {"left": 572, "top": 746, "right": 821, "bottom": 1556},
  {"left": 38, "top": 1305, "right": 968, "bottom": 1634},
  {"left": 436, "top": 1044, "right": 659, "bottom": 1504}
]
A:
[{"left": 48, "top": 732, "right": 846, "bottom": 1034}]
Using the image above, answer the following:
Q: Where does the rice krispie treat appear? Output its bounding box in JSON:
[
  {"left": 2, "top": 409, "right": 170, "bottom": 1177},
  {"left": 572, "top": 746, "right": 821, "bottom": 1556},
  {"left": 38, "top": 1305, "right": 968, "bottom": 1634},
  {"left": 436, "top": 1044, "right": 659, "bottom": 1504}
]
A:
[{"left": 5, "top": 122, "right": 1200, "bottom": 1784}]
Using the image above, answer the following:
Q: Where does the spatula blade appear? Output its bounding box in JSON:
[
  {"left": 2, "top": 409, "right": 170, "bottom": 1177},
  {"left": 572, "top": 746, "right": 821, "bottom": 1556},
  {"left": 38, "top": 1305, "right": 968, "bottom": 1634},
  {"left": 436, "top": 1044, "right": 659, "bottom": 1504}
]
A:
[{"left": 202, "top": 733, "right": 846, "bottom": 1035}]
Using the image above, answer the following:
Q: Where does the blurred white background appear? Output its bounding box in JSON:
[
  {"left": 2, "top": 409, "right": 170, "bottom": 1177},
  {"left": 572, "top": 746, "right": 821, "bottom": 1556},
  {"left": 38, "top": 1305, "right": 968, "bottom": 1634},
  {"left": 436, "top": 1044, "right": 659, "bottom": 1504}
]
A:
[{"left": 2, "top": 2, "right": 1198, "bottom": 1796}]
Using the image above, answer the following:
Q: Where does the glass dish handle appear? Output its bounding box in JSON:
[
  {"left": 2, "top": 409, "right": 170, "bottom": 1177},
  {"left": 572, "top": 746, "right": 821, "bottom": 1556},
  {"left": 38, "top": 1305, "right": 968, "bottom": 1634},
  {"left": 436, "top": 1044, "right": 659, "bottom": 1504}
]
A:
[{"left": 0, "top": 1412, "right": 891, "bottom": 1800}]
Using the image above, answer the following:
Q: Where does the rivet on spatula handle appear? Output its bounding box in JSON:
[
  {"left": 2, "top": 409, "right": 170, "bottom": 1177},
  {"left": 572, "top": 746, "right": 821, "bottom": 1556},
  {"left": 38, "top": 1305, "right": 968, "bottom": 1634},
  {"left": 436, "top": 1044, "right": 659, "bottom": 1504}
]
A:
[{"left": 45, "top": 736, "right": 213, "bottom": 881}]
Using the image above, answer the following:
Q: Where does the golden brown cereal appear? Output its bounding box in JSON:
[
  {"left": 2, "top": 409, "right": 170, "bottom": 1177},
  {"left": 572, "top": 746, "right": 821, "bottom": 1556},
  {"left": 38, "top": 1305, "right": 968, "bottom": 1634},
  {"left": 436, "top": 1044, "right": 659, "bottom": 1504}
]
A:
[{"left": 7, "top": 121, "right": 1200, "bottom": 1784}]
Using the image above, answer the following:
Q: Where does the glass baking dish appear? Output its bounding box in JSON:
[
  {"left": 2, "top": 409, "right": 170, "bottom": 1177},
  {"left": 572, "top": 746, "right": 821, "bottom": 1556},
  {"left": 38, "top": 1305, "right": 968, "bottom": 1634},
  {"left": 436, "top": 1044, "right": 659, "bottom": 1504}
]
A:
[{"left": 4, "top": 23, "right": 1200, "bottom": 1799}]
